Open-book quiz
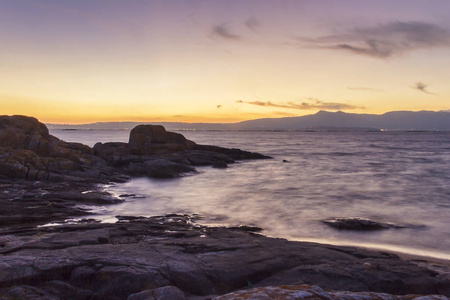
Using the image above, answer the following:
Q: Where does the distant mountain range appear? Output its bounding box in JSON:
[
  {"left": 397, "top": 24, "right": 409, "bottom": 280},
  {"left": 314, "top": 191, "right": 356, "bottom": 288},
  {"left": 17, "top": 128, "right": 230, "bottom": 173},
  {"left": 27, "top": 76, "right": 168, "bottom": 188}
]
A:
[{"left": 46, "top": 110, "right": 450, "bottom": 131}]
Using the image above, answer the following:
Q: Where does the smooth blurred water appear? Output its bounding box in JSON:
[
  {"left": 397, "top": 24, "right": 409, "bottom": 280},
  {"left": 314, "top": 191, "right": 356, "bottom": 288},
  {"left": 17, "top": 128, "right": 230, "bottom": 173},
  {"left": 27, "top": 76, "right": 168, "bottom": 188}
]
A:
[{"left": 51, "top": 129, "right": 450, "bottom": 259}]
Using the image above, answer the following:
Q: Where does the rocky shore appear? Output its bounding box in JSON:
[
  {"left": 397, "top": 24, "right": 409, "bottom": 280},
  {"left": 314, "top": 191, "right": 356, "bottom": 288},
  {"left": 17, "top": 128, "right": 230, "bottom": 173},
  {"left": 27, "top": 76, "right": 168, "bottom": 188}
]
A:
[{"left": 1, "top": 115, "right": 449, "bottom": 299}]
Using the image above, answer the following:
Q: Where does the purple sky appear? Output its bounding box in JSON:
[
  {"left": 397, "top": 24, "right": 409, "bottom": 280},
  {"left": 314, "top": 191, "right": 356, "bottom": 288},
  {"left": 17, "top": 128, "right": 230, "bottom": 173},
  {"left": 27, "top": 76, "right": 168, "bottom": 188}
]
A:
[{"left": 1, "top": 0, "right": 450, "bottom": 123}]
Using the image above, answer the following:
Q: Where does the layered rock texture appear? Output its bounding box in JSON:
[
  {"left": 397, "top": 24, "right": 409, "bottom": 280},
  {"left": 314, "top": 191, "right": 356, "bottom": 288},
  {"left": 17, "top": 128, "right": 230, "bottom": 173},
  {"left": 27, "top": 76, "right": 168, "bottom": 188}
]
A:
[
  {"left": 0, "top": 215, "right": 449, "bottom": 299},
  {"left": 0, "top": 115, "right": 270, "bottom": 181},
  {"left": 216, "top": 284, "right": 449, "bottom": 299},
  {"left": 0, "top": 115, "right": 110, "bottom": 182}
]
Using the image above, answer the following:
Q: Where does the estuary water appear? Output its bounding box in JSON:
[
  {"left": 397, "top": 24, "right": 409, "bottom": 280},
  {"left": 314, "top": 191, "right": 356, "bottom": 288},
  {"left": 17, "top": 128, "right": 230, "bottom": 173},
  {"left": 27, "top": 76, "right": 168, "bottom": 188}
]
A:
[{"left": 51, "top": 129, "right": 450, "bottom": 259}]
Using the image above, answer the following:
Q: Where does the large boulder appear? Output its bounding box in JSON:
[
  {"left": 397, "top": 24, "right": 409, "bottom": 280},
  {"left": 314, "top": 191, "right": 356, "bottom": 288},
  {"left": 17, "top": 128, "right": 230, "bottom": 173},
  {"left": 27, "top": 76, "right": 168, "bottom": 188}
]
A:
[
  {"left": 128, "top": 125, "right": 196, "bottom": 154},
  {"left": 0, "top": 115, "right": 102, "bottom": 181},
  {"left": 0, "top": 115, "right": 51, "bottom": 155}
]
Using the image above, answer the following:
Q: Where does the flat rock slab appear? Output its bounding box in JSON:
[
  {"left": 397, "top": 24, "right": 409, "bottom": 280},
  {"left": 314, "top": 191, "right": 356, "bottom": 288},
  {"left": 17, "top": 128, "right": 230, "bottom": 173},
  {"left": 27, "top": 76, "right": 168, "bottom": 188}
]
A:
[
  {"left": 215, "top": 284, "right": 449, "bottom": 300},
  {"left": 322, "top": 217, "right": 426, "bottom": 230},
  {"left": 0, "top": 215, "right": 448, "bottom": 300}
]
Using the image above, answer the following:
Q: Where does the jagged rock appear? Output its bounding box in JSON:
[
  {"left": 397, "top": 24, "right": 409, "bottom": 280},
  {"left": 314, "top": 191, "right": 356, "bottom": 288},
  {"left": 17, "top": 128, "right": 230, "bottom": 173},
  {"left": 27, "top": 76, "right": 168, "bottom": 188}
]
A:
[
  {"left": 1, "top": 115, "right": 270, "bottom": 181},
  {"left": 0, "top": 115, "right": 108, "bottom": 181}
]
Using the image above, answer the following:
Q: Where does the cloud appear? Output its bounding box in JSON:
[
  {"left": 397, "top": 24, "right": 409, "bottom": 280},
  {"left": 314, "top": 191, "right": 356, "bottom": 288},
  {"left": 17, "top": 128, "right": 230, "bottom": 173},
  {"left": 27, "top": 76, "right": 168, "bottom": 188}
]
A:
[
  {"left": 302, "top": 21, "right": 450, "bottom": 58},
  {"left": 413, "top": 81, "right": 436, "bottom": 95},
  {"left": 348, "top": 87, "right": 383, "bottom": 92},
  {"left": 211, "top": 24, "right": 241, "bottom": 40},
  {"left": 245, "top": 17, "right": 260, "bottom": 33},
  {"left": 237, "top": 99, "right": 363, "bottom": 110}
]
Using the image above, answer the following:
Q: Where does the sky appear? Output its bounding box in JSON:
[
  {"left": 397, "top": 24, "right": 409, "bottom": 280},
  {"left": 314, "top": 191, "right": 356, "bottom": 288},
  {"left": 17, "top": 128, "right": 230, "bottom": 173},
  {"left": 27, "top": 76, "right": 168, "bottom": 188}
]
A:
[{"left": 1, "top": 0, "right": 450, "bottom": 124}]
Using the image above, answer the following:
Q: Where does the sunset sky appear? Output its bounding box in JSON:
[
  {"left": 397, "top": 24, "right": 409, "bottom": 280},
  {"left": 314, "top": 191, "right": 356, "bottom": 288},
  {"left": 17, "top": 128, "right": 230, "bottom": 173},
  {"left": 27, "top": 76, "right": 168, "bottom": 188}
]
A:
[{"left": 1, "top": 0, "right": 450, "bottom": 124}]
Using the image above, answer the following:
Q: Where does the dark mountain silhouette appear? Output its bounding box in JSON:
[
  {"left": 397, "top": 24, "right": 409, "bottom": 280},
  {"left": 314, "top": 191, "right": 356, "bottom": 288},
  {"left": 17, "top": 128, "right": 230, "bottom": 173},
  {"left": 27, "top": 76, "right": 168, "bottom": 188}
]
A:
[
  {"left": 47, "top": 110, "right": 450, "bottom": 131},
  {"left": 236, "top": 110, "right": 450, "bottom": 131}
]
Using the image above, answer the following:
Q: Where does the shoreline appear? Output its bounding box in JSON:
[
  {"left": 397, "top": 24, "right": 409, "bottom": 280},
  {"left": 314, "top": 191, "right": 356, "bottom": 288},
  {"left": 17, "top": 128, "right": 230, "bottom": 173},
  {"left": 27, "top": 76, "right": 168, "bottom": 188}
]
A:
[
  {"left": 1, "top": 214, "right": 449, "bottom": 299},
  {"left": 1, "top": 115, "right": 449, "bottom": 298},
  {"left": 289, "top": 236, "right": 450, "bottom": 262}
]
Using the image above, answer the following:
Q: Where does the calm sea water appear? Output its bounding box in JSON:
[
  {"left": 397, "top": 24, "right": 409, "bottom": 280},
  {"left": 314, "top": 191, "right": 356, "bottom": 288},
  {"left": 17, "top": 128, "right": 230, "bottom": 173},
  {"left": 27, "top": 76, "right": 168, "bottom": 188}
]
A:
[{"left": 51, "top": 129, "right": 450, "bottom": 259}]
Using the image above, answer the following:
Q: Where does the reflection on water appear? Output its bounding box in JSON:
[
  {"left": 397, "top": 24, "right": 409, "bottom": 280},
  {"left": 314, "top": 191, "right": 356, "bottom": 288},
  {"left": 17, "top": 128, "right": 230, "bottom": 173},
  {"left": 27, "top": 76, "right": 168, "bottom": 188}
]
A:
[{"left": 52, "top": 130, "right": 450, "bottom": 259}]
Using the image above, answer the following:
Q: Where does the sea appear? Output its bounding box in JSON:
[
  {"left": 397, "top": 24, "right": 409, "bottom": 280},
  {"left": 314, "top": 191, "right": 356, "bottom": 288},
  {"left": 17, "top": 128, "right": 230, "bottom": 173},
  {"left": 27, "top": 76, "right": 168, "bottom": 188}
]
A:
[{"left": 50, "top": 129, "right": 450, "bottom": 260}]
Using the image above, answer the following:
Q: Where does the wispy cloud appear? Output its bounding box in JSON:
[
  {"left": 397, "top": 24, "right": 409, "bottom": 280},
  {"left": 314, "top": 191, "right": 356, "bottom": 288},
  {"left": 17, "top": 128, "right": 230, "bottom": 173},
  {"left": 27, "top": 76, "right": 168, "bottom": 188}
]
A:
[
  {"left": 211, "top": 24, "right": 241, "bottom": 40},
  {"left": 237, "top": 99, "right": 363, "bottom": 110},
  {"left": 348, "top": 87, "right": 383, "bottom": 92},
  {"left": 413, "top": 81, "right": 436, "bottom": 95},
  {"left": 245, "top": 17, "right": 260, "bottom": 33},
  {"left": 302, "top": 21, "right": 450, "bottom": 59}
]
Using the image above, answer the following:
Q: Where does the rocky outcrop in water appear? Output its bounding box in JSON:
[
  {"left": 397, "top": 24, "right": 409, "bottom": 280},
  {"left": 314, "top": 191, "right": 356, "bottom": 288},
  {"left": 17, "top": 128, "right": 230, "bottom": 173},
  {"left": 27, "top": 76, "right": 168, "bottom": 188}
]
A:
[
  {"left": 93, "top": 123, "right": 271, "bottom": 178},
  {"left": 0, "top": 115, "right": 116, "bottom": 182},
  {"left": 0, "top": 215, "right": 448, "bottom": 299},
  {"left": 322, "top": 217, "right": 426, "bottom": 231},
  {"left": 128, "top": 124, "right": 196, "bottom": 154},
  {"left": 0, "top": 115, "right": 270, "bottom": 181}
]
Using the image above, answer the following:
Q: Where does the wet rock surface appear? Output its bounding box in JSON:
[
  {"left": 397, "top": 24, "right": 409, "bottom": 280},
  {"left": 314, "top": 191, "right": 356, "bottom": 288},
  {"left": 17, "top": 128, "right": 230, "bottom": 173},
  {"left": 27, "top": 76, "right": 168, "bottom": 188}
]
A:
[
  {"left": 322, "top": 217, "right": 426, "bottom": 231},
  {"left": 0, "top": 178, "right": 122, "bottom": 228},
  {"left": 215, "top": 284, "right": 449, "bottom": 300},
  {"left": 0, "top": 215, "right": 449, "bottom": 299}
]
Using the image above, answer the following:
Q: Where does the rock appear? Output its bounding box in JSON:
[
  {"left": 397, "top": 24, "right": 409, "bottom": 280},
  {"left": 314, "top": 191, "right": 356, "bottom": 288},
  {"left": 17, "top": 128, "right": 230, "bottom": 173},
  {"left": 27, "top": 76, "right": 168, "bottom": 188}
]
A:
[
  {"left": 154, "top": 286, "right": 186, "bottom": 300},
  {"left": 1, "top": 116, "right": 270, "bottom": 181},
  {"left": 127, "top": 286, "right": 186, "bottom": 300},
  {"left": 126, "top": 159, "right": 196, "bottom": 178},
  {"left": 212, "top": 162, "right": 228, "bottom": 168},
  {"left": 194, "top": 144, "right": 271, "bottom": 160},
  {"left": 214, "top": 284, "right": 449, "bottom": 300},
  {"left": 0, "top": 115, "right": 109, "bottom": 181},
  {"left": 322, "top": 217, "right": 412, "bottom": 230},
  {"left": 0, "top": 215, "right": 448, "bottom": 299},
  {"left": 93, "top": 142, "right": 130, "bottom": 163},
  {"left": 129, "top": 125, "right": 196, "bottom": 154},
  {"left": 0, "top": 115, "right": 50, "bottom": 154},
  {"left": 182, "top": 151, "right": 235, "bottom": 166}
]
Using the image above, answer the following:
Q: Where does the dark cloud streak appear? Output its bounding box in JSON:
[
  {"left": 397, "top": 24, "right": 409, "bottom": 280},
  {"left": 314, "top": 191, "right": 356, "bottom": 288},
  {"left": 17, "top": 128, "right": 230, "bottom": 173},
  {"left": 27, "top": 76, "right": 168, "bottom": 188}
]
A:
[
  {"left": 413, "top": 82, "right": 436, "bottom": 95},
  {"left": 245, "top": 17, "right": 260, "bottom": 33},
  {"left": 211, "top": 24, "right": 241, "bottom": 40},
  {"left": 237, "top": 99, "right": 363, "bottom": 110},
  {"left": 303, "top": 21, "right": 450, "bottom": 59}
]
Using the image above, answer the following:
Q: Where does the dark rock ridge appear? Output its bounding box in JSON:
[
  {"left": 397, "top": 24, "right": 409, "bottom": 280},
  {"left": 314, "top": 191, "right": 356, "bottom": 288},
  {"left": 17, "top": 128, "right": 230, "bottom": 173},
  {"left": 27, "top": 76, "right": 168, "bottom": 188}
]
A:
[
  {"left": 322, "top": 217, "right": 426, "bottom": 231},
  {"left": 0, "top": 178, "right": 123, "bottom": 227},
  {"left": 0, "top": 115, "right": 270, "bottom": 227},
  {"left": 0, "top": 115, "right": 114, "bottom": 182},
  {"left": 215, "top": 284, "right": 449, "bottom": 299},
  {"left": 0, "top": 115, "right": 271, "bottom": 181},
  {"left": 0, "top": 214, "right": 448, "bottom": 299}
]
